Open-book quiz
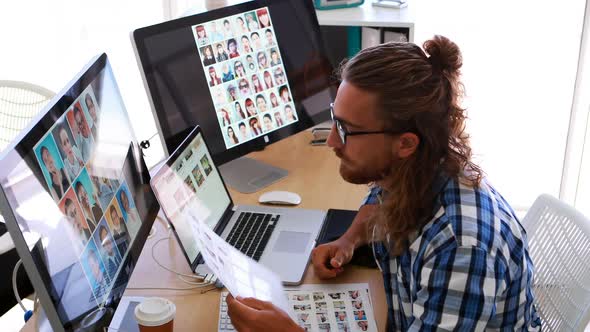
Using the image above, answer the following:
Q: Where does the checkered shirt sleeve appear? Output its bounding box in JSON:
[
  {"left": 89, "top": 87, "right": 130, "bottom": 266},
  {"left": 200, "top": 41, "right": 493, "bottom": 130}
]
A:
[{"left": 371, "top": 178, "right": 541, "bottom": 331}]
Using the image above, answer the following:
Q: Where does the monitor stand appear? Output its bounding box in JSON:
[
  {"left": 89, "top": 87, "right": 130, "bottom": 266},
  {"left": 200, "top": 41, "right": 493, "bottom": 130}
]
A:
[
  {"left": 35, "top": 305, "right": 113, "bottom": 332},
  {"left": 218, "top": 157, "right": 288, "bottom": 193},
  {"left": 78, "top": 306, "right": 114, "bottom": 330}
]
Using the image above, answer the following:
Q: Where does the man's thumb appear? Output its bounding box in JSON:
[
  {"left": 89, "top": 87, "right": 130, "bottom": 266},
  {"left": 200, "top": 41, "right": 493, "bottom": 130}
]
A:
[{"left": 330, "top": 251, "right": 345, "bottom": 268}]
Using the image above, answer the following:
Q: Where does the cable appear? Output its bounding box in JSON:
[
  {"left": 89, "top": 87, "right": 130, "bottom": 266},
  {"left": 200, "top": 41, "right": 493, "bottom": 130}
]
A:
[
  {"left": 12, "top": 260, "right": 26, "bottom": 312},
  {"left": 135, "top": 236, "right": 216, "bottom": 292},
  {"left": 151, "top": 236, "right": 209, "bottom": 282},
  {"left": 13, "top": 259, "right": 33, "bottom": 322},
  {"left": 176, "top": 274, "right": 215, "bottom": 286}
]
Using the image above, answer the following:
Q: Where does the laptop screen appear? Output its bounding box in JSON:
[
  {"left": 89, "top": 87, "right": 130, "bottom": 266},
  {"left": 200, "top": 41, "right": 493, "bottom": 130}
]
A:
[{"left": 151, "top": 128, "right": 231, "bottom": 264}]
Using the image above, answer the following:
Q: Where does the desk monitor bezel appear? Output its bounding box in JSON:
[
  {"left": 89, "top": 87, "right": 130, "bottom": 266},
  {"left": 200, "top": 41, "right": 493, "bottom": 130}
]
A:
[
  {"left": 0, "top": 54, "right": 160, "bottom": 331},
  {"left": 132, "top": 0, "right": 335, "bottom": 166}
]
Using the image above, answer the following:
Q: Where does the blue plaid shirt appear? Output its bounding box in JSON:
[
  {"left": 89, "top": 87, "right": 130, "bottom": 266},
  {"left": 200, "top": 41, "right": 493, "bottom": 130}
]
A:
[{"left": 363, "top": 176, "right": 542, "bottom": 331}]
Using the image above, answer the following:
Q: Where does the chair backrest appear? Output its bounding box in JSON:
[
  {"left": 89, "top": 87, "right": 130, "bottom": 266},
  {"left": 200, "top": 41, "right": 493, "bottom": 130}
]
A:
[
  {"left": 522, "top": 194, "right": 590, "bottom": 331},
  {"left": 0, "top": 80, "right": 54, "bottom": 152},
  {"left": 0, "top": 80, "right": 54, "bottom": 252}
]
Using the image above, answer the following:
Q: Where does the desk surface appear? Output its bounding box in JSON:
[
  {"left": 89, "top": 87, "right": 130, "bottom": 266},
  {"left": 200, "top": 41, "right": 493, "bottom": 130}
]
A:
[{"left": 23, "top": 131, "right": 387, "bottom": 331}]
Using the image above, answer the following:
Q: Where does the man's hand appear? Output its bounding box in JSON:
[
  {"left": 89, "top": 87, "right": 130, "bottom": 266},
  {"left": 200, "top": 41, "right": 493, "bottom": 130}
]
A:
[
  {"left": 311, "top": 237, "right": 356, "bottom": 279},
  {"left": 226, "top": 294, "right": 303, "bottom": 332}
]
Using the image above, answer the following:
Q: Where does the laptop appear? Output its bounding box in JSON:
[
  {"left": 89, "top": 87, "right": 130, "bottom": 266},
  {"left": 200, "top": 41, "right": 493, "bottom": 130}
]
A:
[{"left": 150, "top": 126, "right": 326, "bottom": 285}]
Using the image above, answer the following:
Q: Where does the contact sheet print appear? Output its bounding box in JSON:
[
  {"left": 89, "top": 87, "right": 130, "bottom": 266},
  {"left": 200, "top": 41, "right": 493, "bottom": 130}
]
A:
[{"left": 285, "top": 283, "right": 377, "bottom": 332}]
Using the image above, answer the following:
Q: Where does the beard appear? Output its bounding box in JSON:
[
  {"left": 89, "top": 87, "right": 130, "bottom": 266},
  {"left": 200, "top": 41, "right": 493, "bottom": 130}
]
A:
[{"left": 335, "top": 149, "right": 392, "bottom": 184}]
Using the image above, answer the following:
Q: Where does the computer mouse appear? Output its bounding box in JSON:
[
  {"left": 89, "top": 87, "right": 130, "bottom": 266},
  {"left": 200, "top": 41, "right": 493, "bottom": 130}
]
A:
[{"left": 258, "top": 190, "right": 301, "bottom": 206}]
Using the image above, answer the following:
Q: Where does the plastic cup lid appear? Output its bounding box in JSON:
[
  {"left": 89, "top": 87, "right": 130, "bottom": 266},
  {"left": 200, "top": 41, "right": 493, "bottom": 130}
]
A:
[{"left": 134, "top": 297, "right": 176, "bottom": 327}]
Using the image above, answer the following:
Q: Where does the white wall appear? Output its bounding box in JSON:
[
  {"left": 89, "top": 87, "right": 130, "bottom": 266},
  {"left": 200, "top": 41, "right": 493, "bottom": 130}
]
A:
[
  {"left": 0, "top": 1, "right": 166, "bottom": 167},
  {"left": 413, "top": 0, "right": 586, "bottom": 212}
]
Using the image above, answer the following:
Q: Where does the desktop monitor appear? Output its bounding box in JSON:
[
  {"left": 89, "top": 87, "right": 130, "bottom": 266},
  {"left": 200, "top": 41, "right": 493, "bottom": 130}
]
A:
[
  {"left": 132, "top": 0, "right": 335, "bottom": 192},
  {"left": 0, "top": 54, "right": 160, "bottom": 331}
]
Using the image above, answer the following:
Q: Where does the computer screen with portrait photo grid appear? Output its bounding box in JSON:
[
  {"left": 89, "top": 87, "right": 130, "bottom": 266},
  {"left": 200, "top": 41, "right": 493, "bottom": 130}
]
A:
[
  {"left": 132, "top": 0, "right": 334, "bottom": 166},
  {"left": 0, "top": 54, "right": 159, "bottom": 331}
]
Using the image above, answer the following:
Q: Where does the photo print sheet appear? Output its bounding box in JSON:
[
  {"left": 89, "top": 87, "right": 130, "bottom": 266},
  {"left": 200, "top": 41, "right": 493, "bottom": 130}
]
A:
[
  {"left": 191, "top": 6, "right": 298, "bottom": 149},
  {"left": 284, "top": 283, "right": 377, "bottom": 332},
  {"left": 182, "top": 200, "right": 291, "bottom": 315}
]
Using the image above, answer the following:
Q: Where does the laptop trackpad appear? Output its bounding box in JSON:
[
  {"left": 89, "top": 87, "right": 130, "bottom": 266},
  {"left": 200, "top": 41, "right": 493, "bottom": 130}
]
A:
[{"left": 272, "top": 231, "right": 310, "bottom": 253}]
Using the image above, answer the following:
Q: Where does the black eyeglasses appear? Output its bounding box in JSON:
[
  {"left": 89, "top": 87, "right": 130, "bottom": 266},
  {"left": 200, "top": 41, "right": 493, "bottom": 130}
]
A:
[{"left": 330, "top": 103, "right": 401, "bottom": 145}]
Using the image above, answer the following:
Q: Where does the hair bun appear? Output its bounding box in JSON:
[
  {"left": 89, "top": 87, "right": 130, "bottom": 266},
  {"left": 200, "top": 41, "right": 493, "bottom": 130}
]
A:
[{"left": 423, "top": 35, "right": 462, "bottom": 75}]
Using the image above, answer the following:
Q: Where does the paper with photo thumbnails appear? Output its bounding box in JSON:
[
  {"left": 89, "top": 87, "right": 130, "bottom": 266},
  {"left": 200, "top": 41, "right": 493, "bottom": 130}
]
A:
[
  {"left": 182, "top": 200, "right": 291, "bottom": 315},
  {"left": 285, "top": 283, "right": 377, "bottom": 332}
]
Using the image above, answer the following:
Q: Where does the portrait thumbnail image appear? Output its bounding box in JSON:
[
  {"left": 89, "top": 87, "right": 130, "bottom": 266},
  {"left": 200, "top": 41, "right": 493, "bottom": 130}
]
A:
[
  {"left": 104, "top": 199, "right": 131, "bottom": 256},
  {"left": 65, "top": 101, "right": 95, "bottom": 162},
  {"left": 200, "top": 154, "right": 213, "bottom": 176},
  {"left": 81, "top": 89, "right": 101, "bottom": 138},
  {"left": 80, "top": 237, "right": 111, "bottom": 302},
  {"left": 34, "top": 133, "right": 72, "bottom": 202},
  {"left": 51, "top": 117, "right": 84, "bottom": 182},
  {"left": 59, "top": 187, "right": 95, "bottom": 247},
  {"left": 72, "top": 167, "right": 104, "bottom": 229},
  {"left": 115, "top": 181, "right": 142, "bottom": 240},
  {"left": 93, "top": 218, "right": 123, "bottom": 282}
]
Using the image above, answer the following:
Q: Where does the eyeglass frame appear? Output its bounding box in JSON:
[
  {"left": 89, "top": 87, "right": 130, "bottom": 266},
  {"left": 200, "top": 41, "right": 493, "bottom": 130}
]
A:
[{"left": 330, "top": 103, "right": 408, "bottom": 145}]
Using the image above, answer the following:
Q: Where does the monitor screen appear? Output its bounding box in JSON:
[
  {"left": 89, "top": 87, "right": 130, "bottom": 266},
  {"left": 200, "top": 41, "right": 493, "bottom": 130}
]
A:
[
  {"left": 133, "top": 0, "right": 335, "bottom": 165},
  {"left": 0, "top": 54, "right": 159, "bottom": 331},
  {"left": 151, "top": 127, "right": 232, "bottom": 269}
]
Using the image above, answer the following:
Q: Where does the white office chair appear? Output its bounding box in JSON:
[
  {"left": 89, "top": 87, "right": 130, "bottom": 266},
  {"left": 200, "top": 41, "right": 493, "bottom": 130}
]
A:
[
  {"left": 0, "top": 80, "right": 54, "bottom": 254},
  {"left": 522, "top": 194, "right": 590, "bottom": 331},
  {"left": 0, "top": 80, "right": 54, "bottom": 153}
]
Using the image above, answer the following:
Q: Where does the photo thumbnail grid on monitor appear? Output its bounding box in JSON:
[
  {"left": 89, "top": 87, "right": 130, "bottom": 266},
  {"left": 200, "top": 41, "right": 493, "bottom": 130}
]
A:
[
  {"left": 152, "top": 131, "right": 231, "bottom": 264},
  {"left": 192, "top": 7, "right": 298, "bottom": 149},
  {"left": 32, "top": 85, "right": 144, "bottom": 304}
]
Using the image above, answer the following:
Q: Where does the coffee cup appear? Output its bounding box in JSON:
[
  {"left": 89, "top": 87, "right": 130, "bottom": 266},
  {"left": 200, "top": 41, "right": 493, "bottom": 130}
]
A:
[{"left": 134, "top": 297, "right": 176, "bottom": 332}]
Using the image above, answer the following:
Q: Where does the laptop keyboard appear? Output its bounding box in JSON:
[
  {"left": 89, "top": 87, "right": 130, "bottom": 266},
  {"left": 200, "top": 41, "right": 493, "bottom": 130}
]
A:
[
  {"left": 218, "top": 291, "right": 234, "bottom": 331},
  {"left": 226, "top": 212, "right": 280, "bottom": 261}
]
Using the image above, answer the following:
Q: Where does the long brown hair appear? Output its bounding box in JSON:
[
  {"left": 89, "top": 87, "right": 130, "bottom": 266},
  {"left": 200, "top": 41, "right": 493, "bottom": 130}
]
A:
[{"left": 339, "top": 35, "right": 483, "bottom": 255}]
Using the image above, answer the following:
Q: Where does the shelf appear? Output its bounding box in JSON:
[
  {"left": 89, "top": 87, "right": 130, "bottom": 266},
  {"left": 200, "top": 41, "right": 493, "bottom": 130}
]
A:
[{"left": 316, "top": 1, "right": 414, "bottom": 28}]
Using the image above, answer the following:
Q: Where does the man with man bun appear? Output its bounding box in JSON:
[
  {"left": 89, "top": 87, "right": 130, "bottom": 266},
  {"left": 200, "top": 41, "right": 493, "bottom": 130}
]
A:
[{"left": 226, "top": 36, "right": 541, "bottom": 331}]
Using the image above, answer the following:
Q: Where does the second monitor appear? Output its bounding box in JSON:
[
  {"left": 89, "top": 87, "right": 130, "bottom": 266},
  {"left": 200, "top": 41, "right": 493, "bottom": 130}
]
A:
[{"left": 132, "top": 0, "right": 335, "bottom": 192}]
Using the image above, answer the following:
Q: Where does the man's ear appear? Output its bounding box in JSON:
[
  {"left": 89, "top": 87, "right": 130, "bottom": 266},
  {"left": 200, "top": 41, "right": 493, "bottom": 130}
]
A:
[{"left": 395, "top": 132, "right": 420, "bottom": 159}]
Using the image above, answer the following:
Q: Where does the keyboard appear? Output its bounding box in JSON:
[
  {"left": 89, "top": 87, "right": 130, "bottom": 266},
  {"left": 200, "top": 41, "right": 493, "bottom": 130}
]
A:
[
  {"left": 226, "top": 212, "right": 279, "bottom": 261},
  {"left": 218, "top": 291, "right": 234, "bottom": 331}
]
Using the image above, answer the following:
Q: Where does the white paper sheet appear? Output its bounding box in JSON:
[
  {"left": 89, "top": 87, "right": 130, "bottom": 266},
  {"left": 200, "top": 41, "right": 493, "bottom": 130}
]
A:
[{"left": 182, "top": 201, "right": 290, "bottom": 313}]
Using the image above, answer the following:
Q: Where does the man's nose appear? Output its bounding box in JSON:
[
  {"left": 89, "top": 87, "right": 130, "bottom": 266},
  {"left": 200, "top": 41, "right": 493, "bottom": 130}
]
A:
[{"left": 326, "top": 123, "right": 343, "bottom": 149}]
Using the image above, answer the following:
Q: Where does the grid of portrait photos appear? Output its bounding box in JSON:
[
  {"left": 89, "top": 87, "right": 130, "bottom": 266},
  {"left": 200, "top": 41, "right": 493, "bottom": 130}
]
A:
[
  {"left": 32, "top": 86, "right": 144, "bottom": 304},
  {"left": 286, "top": 285, "right": 377, "bottom": 332},
  {"left": 192, "top": 7, "right": 298, "bottom": 149}
]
